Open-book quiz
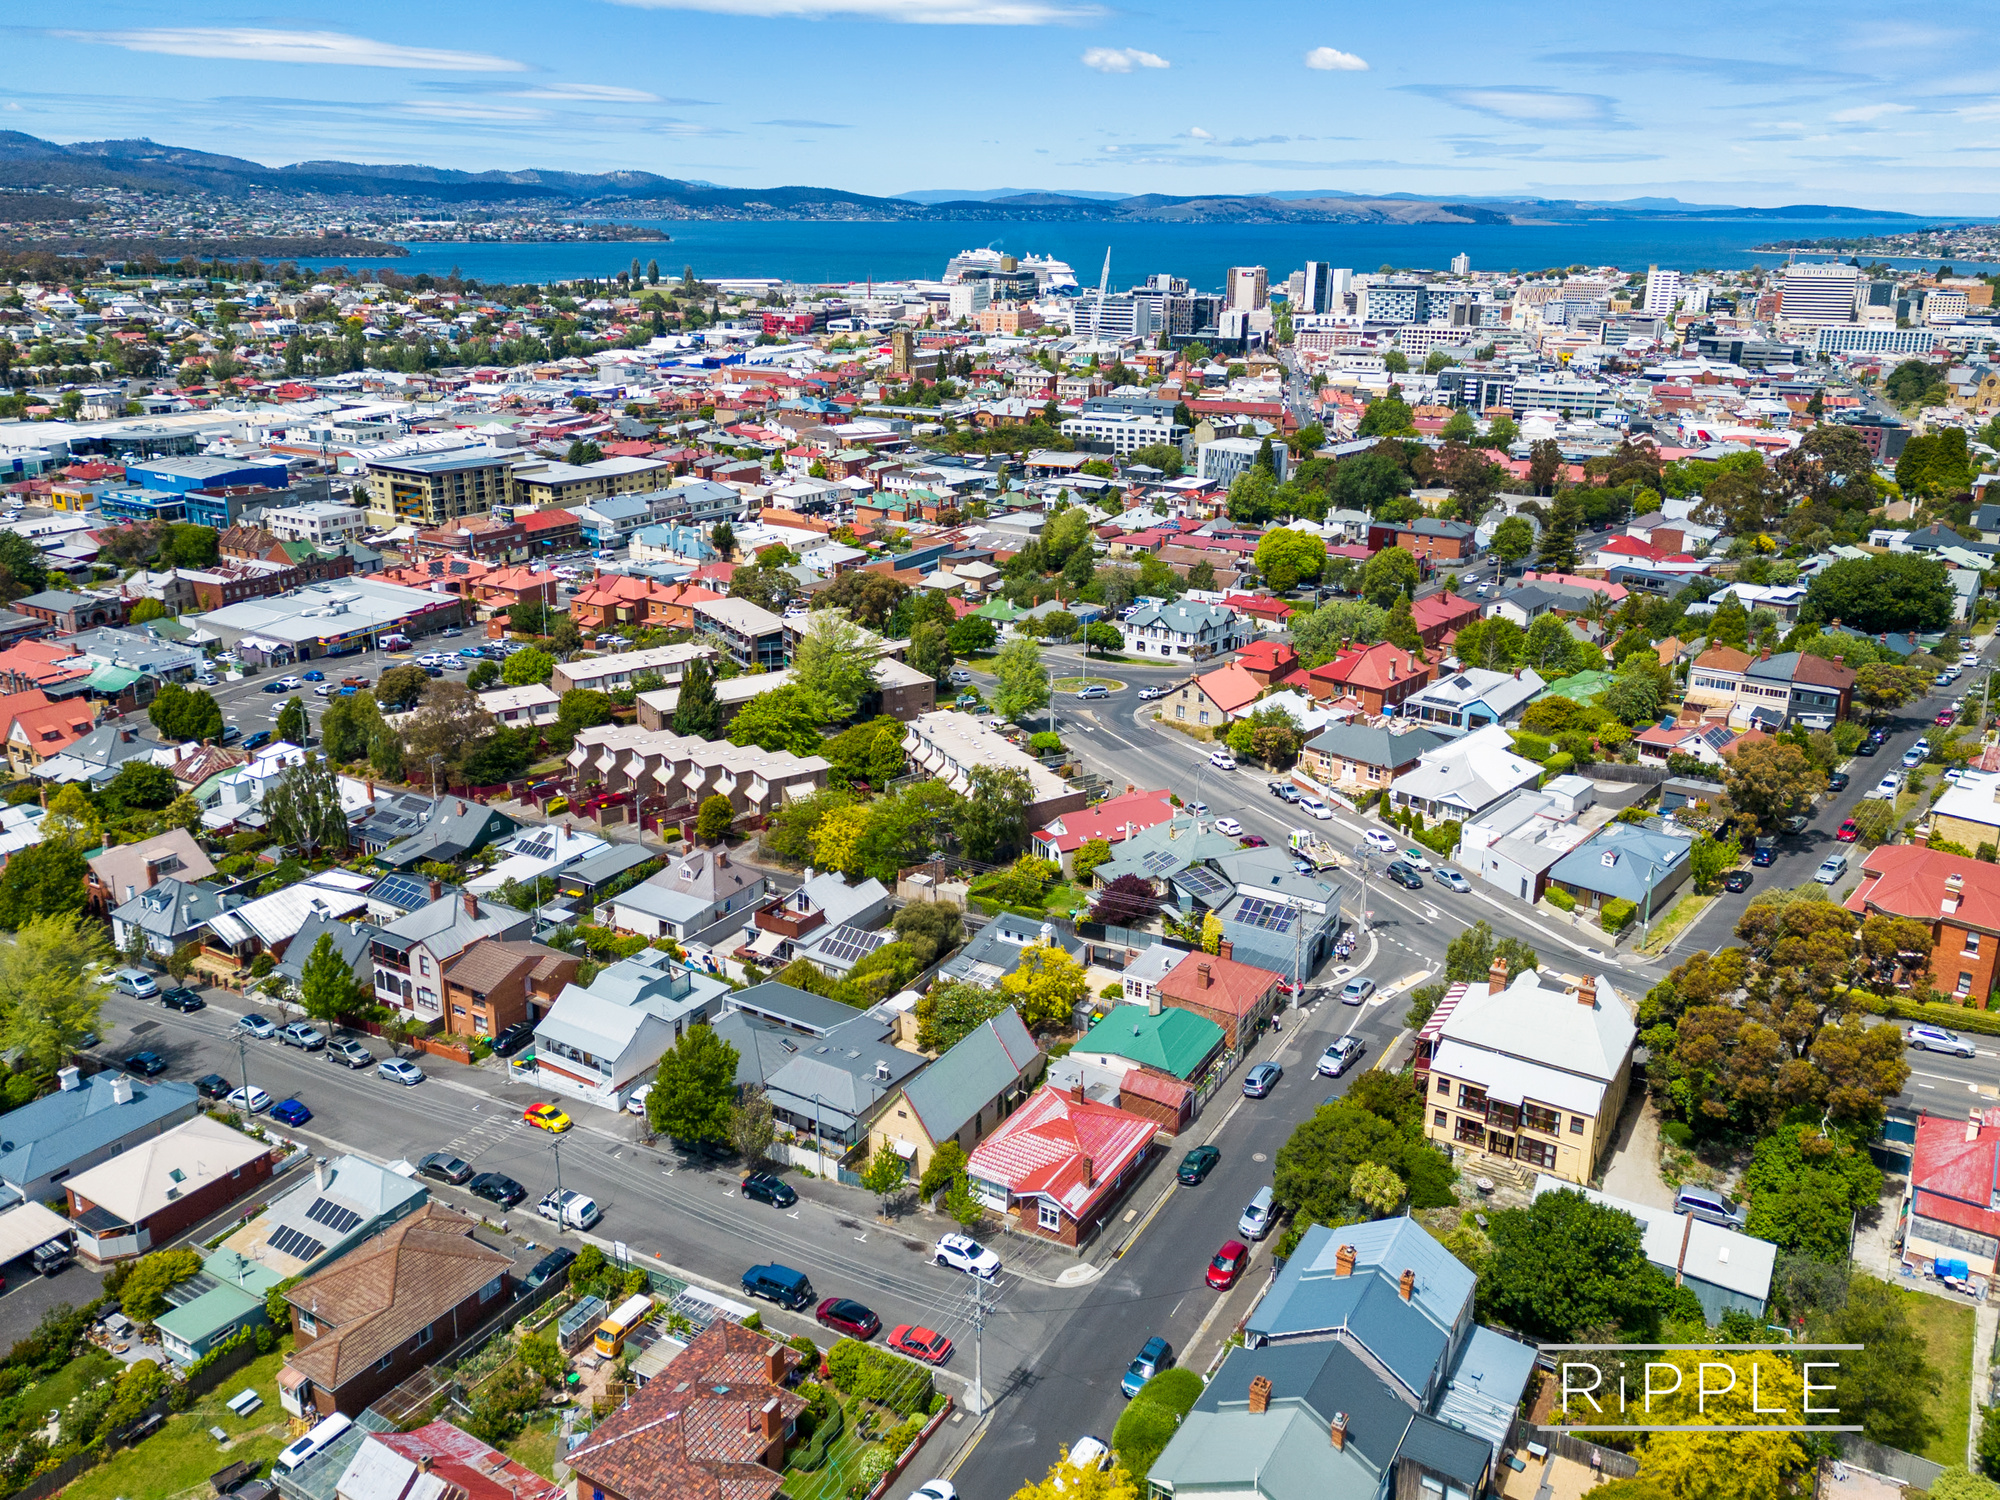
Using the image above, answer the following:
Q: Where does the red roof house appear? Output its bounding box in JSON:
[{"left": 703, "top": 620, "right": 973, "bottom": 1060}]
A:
[
  {"left": 1232, "top": 639, "right": 1299, "bottom": 686},
  {"left": 1409, "top": 591, "right": 1483, "bottom": 650},
  {"left": 1031, "top": 788, "right": 1176, "bottom": 867},
  {"left": 966, "top": 1083, "right": 1159, "bottom": 1246},
  {"left": 1846, "top": 846, "right": 2000, "bottom": 1007},
  {"left": 366, "top": 1420, "right": 564, "bottom": 1500},
  {"left": 1224, "top": 593, "right": 1296, "bottom": 627},
  {"left": 1156, "top": 947, "right": 1285, "bottom": 1050},
  {"left": 1303, "top": 642, "right": 1433, "bottom": 715},
  {"left": 1906, "top": 1109, "right": 2000, "bottom": 1279}
]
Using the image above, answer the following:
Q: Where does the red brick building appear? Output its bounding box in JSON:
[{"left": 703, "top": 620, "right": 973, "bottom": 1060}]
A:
[
  {"left": 1846, "top": 846, "right": 2000, "bottom": 1006},
  {"left": 1411, "top": 590, "right": 1484, "bottom": 651},
  {"left": 518, "top": 508, "right": 583, "bottom": 553},
  {"left": 1298, "top": 641, "right": 1434, "bottom": 715},
  {"left": 966, "top": 1083, "right": 1158, "bottom": 1247},
  {"left": 1156, "top": 947, "right": 1285, "bottom": 1050},
  {"left": 440, "top": 940, "right": 579, "bottom": 1039}
]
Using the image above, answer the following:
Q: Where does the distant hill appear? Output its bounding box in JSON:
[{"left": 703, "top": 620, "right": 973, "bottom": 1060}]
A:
[{"left": 0, "top": 134, "right": 1925, "bottom": 224}]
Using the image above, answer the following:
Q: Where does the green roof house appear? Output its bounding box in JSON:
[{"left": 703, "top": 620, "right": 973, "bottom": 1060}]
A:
[
  {"left": 1070, "top": 1004, "right": 1226, "bottom": 1082},
  {"left": 155, "top": 1247, "right": 285, "bottom": 1367},
  {"left": 1534, "top": 669, "right": 1615, "bottom": 703}
]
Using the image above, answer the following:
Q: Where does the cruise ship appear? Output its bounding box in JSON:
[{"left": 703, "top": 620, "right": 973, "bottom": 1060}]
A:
[{"left": 941, "top": 249, "right": 1079, "bottom": 292}]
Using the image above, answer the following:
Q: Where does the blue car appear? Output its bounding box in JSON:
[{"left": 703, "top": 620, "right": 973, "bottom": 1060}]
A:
[
  {"left": 458, "top": 647, "right": 485, "bottom": 659},
  {"left": 303, "top": 670, "right": 325, "bottom": 682},
  {"left": 261, "top": 682, "right": 286, "bottom": 694},
  {"left": 334, "top": 686, "right": 358, "bottom": 696},
  {"left": 270, "top": 1098, "right": 312, "bottom": 1127}
]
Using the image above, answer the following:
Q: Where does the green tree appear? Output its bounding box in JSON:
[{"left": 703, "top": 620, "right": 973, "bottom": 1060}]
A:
[
  {"left": 102, "top": 760, "right": 177, "bottom": 815},
  {"left": 1360, "top": 546, "right": 1419, "bottom": 607},
  {"left": 1082, "top": 621, "right": 1123, "bottom": 656},
  {"left": 1253, "top": 528, "right": 1328, "bottom": 592},
  {"left": 466, "top": 659, "right": 500, "bottom": 692},
  {"left": 1489, "top": 515, "right": 1535, "bottom": 570},
  {"left": 730, "top": 1085, "right": 776, "bottom": 1164},
  {"left": 1722, "top": 738, "right": 1822, "bottom": 834},
  {"left": 1272, "top": 1087, "right": 1456, "bottom": 1254},
  {"left": 297, "top": 930, "right": 363, "bottom": 1023},
  {"left": 1802, "top": 553, "right": 1955, "bottom": 634},
  {"left": 117, "top": 1249, "right": 202, "bottom": 1323},
  {"left": 1741, "top": 1123, "right": 1880, "bottom": 1259},
  {"left": 727, "top": 684, "right": 826, "bottom": 756},
  {"left": 672, "top": 657, "right": 723, "bottom": 738},
  {"left": 919, "top": 1139, "right": 970, "bottom": 1199},
  {"left": 908, "top": 620, "right": 953, "bottom": 684},
  {"left": 915, "top": 981, "right": 1009, "bottom": 1052},
  {"left": 147, "top": 683, "right": 224, "bottom": 743},
  {"left": 502, "top": 647, "right": 556, "bottom": 686},
  {"left": 1000, "top": 945, "right": 1089, "bottom": 1029},
  {"left": 374, "top": 663, "right": 432, "bottom": 711},
  {"left": 127, "top": 597, "right": 168, "bottom": 624},
  {"left": 948, "top": 615, "right": 998, "bottom": 655},
  {"left": 1816, "top": 1275, "right": 1942, "bottom": 1452},
  {"left": 370, "top": 725, "right": 406, "bottom": 781},
  {"left": 275, "top": 696, "right": 308, "bottom": 746},
  {"left": 860, "top": 1144, "right": 908, "bottom": 1210},
  {"left": 0, "top": 842, "right": 88, "bottom": 928},
  {"left": 1443, "top": 921, "right": 1538, "bottom": 986},
  {"left": 263, "top": 752, "right": 347, "bottom": 859},
  {"left": 1687, "top": 832, "right": 1739, "bottom": 894},
  {"left": 696, "top": 794, "right": 735, "bottom": 842},
  {"left": 791, "top": 609, "right": 878, "bottom": 720},
  {"left": 461, "top": 725, "right": 533, "bottom": 785},
  {"left": 1358, "top": 393, "right": 1414, "bottom": 436},
  {"left": 647, "top": 1026, "right": 740, "bottom": 1145},
  {"left": 0, "top": 912, "right": 111, "bottom": 1070},
  {"left": 1290, "top": 600, "right": 1387, "bottom": 666},
  {"left": 956, "top": 765, "right": 1033, "bottom": 860},
  {"left": 992, "top": 638, "right": 1051, "bottom": 723},
  {"left": 1485, "top": 413, "right": 1520, "bottom": 449},
  {"left": 1535, "top": 489, "right": 1584, "bottom": 572},
  {"left": 1482, "top": 1188, "right": 1678, "bottom": 1340}
]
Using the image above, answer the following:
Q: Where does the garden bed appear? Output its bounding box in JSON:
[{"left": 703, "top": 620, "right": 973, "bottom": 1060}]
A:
[{"left": 58, "top": 1345, "right": 293, "bottom": 1500}]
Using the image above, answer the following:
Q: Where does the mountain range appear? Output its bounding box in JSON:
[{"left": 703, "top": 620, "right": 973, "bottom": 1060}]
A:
[{"left": 0, "top": 133, "right": 1923, "bottom": 224}]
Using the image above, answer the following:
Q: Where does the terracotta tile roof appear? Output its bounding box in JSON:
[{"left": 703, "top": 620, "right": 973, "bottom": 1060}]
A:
[
  {"left": 1910, "top": 1110, "right": 2000, "bottom": 1241},
  {"left": 1846, "top": 845, "right": 2000, "bottom": 930},
  {"left": 967, "top": 1084, "right": 1157, "bottom": 1219},
  {"left": 566, "top": 1322, "right": 803, "bottom": 1500},
  {"left": 9, "top": 700, "right": 95, "bottom": 753},
  {"left": 1693, "top": 644, "right": 1753, "bottom": 674},
  {"left": 284, "top": 1203, "right": 513, "bottom": 1393},
  {"left": 1195, "top": 663, "right": 1265, "bottom": 715},
  {"left": 1157, "top": 949, "right": 1285, "bottom": 1019},
  {"left": 1309, "top": 642, "right": 1426, "bottom": 692},
  {"left": 443, "top": 939, "right": 574, "bottom": 994}
]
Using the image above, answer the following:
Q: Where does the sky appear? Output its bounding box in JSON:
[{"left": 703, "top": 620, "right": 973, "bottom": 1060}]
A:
[{"left": 6, "top": 2, "right": 2000, "bottom": 212}]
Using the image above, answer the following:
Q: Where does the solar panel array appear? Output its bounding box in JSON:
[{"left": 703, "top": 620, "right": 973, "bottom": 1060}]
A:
[
  {"left": 1142, "top": 850, "right": 1178, "bottom": 875},
  {"left": 370, "top": 873, "right": 430, "bottom": 910},
  {"left": 1234, "top": 897, "right": 1296, "bottom": 933},
  {"left": 305, "top": 1197, "right": 362, "bottom": 1234},
  {"left": 267, "top": 1225, "right": 326, "bottom": 1261},
  {"left": 1178, "top": 867, "right": 1230, "bottom": 899},
  {"left": 817, "top": 925, "right": 891, "bottom": 965}
]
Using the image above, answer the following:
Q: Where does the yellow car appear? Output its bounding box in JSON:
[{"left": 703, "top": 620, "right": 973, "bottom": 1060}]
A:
[
  {"left": 545, "top": 795, "right": 569, "bottom": 814},
  {"left": 524, "top": 1103, "right": 573, "bottom": 1133}
]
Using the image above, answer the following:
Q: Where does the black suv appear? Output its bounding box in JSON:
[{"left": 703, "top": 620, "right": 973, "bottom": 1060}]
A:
[
  {"left": 160, "top": 987, "right": 205, "bottom": 1013},
  {"left": 741, "top": 1171, "right": 798, "bottom": 1208},
  {"left": 124, "top": 1051, "right": 167, "bottom": 1077},
  {"left": 522, "top": 1247, "right": 576, "bottom": 1292},
  {"left": 193, "top": 1073, "right": 231, "bottom": 1101},
  {"left": 493, "top": 1020, "right": 537, "bottom": 1057}
]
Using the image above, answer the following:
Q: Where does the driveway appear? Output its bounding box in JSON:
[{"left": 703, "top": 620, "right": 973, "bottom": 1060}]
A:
[{"left": 1595, "top": 1087, "right": 1676, "bottom": 1211}]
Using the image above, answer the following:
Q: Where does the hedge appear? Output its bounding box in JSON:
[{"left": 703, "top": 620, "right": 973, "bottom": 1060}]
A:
[
  {"left": 1887, "top": 997, "right": 2000, "bottom": 1037},
  {"left": 1542, "top": 753, "right": 1576, "bottom": 779},
  {"left": 1113, "top": 1368, "right": 1205, "bottom": 1483},
  {"left": 824, "top": 1338, "right": 935, "bottom": 1416},
  {"left": 1600, "top": 898, "right": 1638, "bottom": 933},
  {"left": 1512, "top": 731, "right": 1553, "bottom": 763},
  {"left": 1545, "top": 887, "right": 1576, "bottom": 913}
]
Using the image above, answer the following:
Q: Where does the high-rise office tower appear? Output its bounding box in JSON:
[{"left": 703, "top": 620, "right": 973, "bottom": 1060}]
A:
[
  {"left": 1778, "top": 262, "right": 1864, "bottom": 325},
  {"left": 1643, "top": 266, "right": 1684, "bottom": 316},
  {"left": 1299, "top": 262, "right": 1334, "bottom": 314},
  {"left": 1227, "top": 265, "right": 1269, "bottom": 311},
  {"left": 1450, "top": 252, "right": 1471, "bottom": 276}
]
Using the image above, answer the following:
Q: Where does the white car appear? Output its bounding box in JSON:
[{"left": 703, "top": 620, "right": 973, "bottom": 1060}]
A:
[
  {"left": 1866, "top": 775, "right": 1901, "bottom": 800},
  {"left": 314, "top": 684, "right": 333, "bottom": 697},
  {"left": 228, "top": 1086, "right": 273, "bottom": 1114},
  {"left": 1963, "top": 652, "right": 1983, "bottom": 667},
  {"left": 1363, "top": 829, "right": 1399, "bottom": 854},
  {"left": 378, "top": 1057, "right": 425, "bottom": 1086},
  {"left": 278, "top": 675, "right": 304, "bottom": 690},
  {"left": 934, "top": 1233, "right": 1001, "bottom": 1278},
  {"left": 1399, "top": 848, "right": 1432, "bottom": 871},
  {"left": 1214, "top": 817, "right": 1243, "bottom": 836},
  {"left": 1298, "top": 797, "right": 1332, "bottom": 820},
  {"left": 1208, "top": 750, "right": 1237, "bottom": 771}
]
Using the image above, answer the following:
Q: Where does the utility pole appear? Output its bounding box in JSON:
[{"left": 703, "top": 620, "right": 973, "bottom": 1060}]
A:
[
  {"left": 966, "top": 1273, "right": 999, "bottom": 1416},
  {"left": 236, "top": 1033, "right": 253, "bottom": 1111}
]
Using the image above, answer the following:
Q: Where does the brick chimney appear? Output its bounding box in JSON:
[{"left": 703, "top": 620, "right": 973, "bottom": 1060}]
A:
[
  {"left": 456, "top": 800, "right": 467, "bottom": 815},
  {"left": 1759, "top": 647, "right": 1771, "bottom": 661},
  {"left": 1334, "top": 1243, "right": 1356, "bottom": 1277},
  {"left": 1399, "top": 1268, "right": 1415, "bottom": 1301},
  {"left": 760, "top": 1396, "right": 783, "bottom": 1442},
  {"left": 1218, "top": 939, "right": 1233, "bottom": 961},
  {"left": 429, "top": 878, "right": 442, "bottom": 902},
  {"left": 366, "top": 779, "right": 375, "bottom": 801},
  {"left": 1579, "top": 975, "right": 1597, "bottom": 1009},
  {"left": 1247, "top": 1375, "right": 1272, "bottom": 1414},
  {"left": 1197, "top": 962, "right": 1213, "bottom": 990},
  {"left": 463, "top": 890, "right": 478, "bottom": 918},
  {"left": 1330, "top": 1412, "right": 1348, "bottom": 1451},
  {"left": 1082, "top": 1155, "right": 1095, "bottom": 1188},
  {"left": 417, "top": 1455, "right": 433, "bottom": 1475},
  {"left": 1070, "top": 1081, "right": 1086, "bottom": 1106},
  {"left": 1488, "top": 957, "right": 1508, "bottom": 995}
]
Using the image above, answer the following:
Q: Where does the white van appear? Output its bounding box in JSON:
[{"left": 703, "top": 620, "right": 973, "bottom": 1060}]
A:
[
  {"left": 274, "top": 1412, "right": 353, "bottom": 1474},
  {"left": 1239, "top": 1186, "right": 1276, "bottom": 1241}
]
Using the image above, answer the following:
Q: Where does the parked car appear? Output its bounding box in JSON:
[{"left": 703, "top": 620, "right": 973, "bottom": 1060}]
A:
[
  {"left": 278, "top": 676, "right": 303, "bottom": 690},
  {"left": 237, "top": 1014, "right": 277, "bottom": 1040},
  {"left": 740, "top": 1262, "right": 813, "bottom": 1308},
  {"left": 109, "top": 968, "right": 158, "bottom": 999},
  {"left": 1722, "top": 870, "right": 1752, "bottom": 892},
  {"left": 493, "top": 1021, "right": 536, "bottom": 1057},
  {"left": 888, "top": 1325, "right": 954, "bottom": 1364},
  {"left": 303, "top": 670, "right": 324, "bottom": 682},
  {"left": 1317, "top": 1035, "right": 1366, "bottom": 1077},
  {"left": 741, "top": 1171, "right": 798, "bottom": 1208},
  {"left": 1908, "top": 1024, "right": 1977, "bottom": 1057},
  {"left": 524, "top": 1102, "right": 573, "bottom": 1132},
  {"left": 1855, "top": 739, "right": 1880, "bottom": 756},
  {"left": 1069, "top": 1437, "right": 1114, "bottom": 1473},
  {"left": 933, "top": 1233, "right": 1001, "bottom": 1278},
  {"left": 469, "top": 1173, "right": 526, "bottom": 1208},
  {"left": 1384, "top": 861, "right": 1424, "bottom": 890},
  {"left": 261, "top": 682, "right": 287, "bottom": 695},
  {"left": 271, "top": 1099, "right": 312, "bottom": 1128},
  {"left": 1268, "top": 782, "right": 1300, "bottom": 802},
  {"left": 1433, "top": 868, "right": 1470, "bottom": 892},
  {"left": 124, "top": 1051, "right": 167, "bottom": 1076},
  {"left": 1177, "top": 1145, "right": 1220, "bottom": 1185},
  {"left": 419, "top": 1152, "right": 473, "bottom": 1185},
  {"left": 1297, "top": 796, "right": 1332, "bottom": 820},
  {"left": 1213, "top": 817, "right": 1242, "bottom": 836},
  {"left": 160, "top": 987, "right": 205, "bottom": 1012},
  {"left": 193, "top": 1073, "right": 231, "bottom": 1101},
  {"left": 1399, "top": 848, "right": 1432, "bottom": 871},
  {"left": 1751, "top": 845, "right": 1776, "bottom": 866},
  {"left": 1903, "top": 748, "right": 1927, "bottom": 769},
  {"left": 1827, "top": 772, "right": 1852, "bottom": 792},
  {"left": 1240, "top": 834, "right": 1268, "bottom": 848},
  {"left": 228, "top": 1085, "right": 273, "bottom": 1114},
  {"left": 1205, "top": 1241, "right": 1249, "bottom": 1291},
  {"left": 1363, "top": 829, "right": 1399, "bottom": 854},
  {"left": 1242, "top": 1062, "right": 1282, "bottom": 1097},
  {"left": 327, "top": 1038, "right": 372, "bottom": 1068},
  {"left": 1120, "top": 1336, "right": 1175, "bottom": 1398},
  {"left": 521, "top": 1247, "right": 577, "bottom": 1291},
  {"left": 378, "top": 1057, "right": 425, "bottom": 1086},
  {"left": 816, "top": 1298, "right": 881, "bottom": 1340},
  {"left": 1208, "top": 750, "right": 1237, "bottom": 770},
  {"left": 537, "top": 1188, "right": 602, "bottom": 1231},
  {"left": 242, "top": 731, "right": 272, "bottom": 751},
  {"left": 1674, "top": 1185, "right": 1748, "bottom": 1229},
  {"left": 1814, "top": 853, "right": 1850, "bottom": 885},
  {"left": 279, "top": 1023, "right": 325, "bottom": 1051}
]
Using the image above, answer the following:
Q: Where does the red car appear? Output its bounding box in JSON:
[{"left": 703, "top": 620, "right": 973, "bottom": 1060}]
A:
[
  {"left": 1206, "top": 1239, "right": 1249, "bottom": 1290},
  {"left": 1837, "top": 819, "right": 1860, "bottom": 843},
  {"left": 1939, "top": 710, "right": 1958, "bottom": 726},
  {"left": 815, "top": 1298, "right": 880, "bottom": 1341},
  {"left": 887, "top": 1324, "right": 953, "bottom": 1364}
]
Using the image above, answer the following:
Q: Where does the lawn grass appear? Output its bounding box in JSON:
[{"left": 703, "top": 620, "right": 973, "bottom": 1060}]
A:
[
  {"left": 1051, "top": 675, "right": 1124, "bottom": 691},
  {"left": 1886, "top": 1281, "right": 1975, "bottom": 1466},
  {"left": 1638, "top": 894, "right": 1713, "bottom": 956},
  {"left": 505, "top": 1411, "right": 563, "bottom": 1480},
  {"left": 23, "top": 1351, "right": 119, "bottom": 1425},
  {"left": 60, "top": 1345, "right": 293, "bottom": 1500}
]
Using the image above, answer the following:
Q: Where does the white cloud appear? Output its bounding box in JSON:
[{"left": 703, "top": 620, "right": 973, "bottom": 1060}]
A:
[
  {"left": 512, "top": 84, "right": 664, "bottom": 102},
  {"left": 1304, "top": 46, "right": 1368, "bottom": 72},
  {"left": 1402, "top": 85, "right": 1625, "bottom": 129},
  {"left": 604, "top": 0, "right": 1098, "bottom": 20},
  {"left": 399, "top": 101, "right": 547, "bottom": 121},
  {"left": 1831, "top": 102, "right": 1915, "bottom": 122},
  {"left": 49, "top": 27, "right": 528, "bottom": 71},
  {"left": 1082, "top": 47, "right": 1169, "bottom": 73},
  {"left": 1187, "top": 126, "right": 1212, "bottom": 139}
]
